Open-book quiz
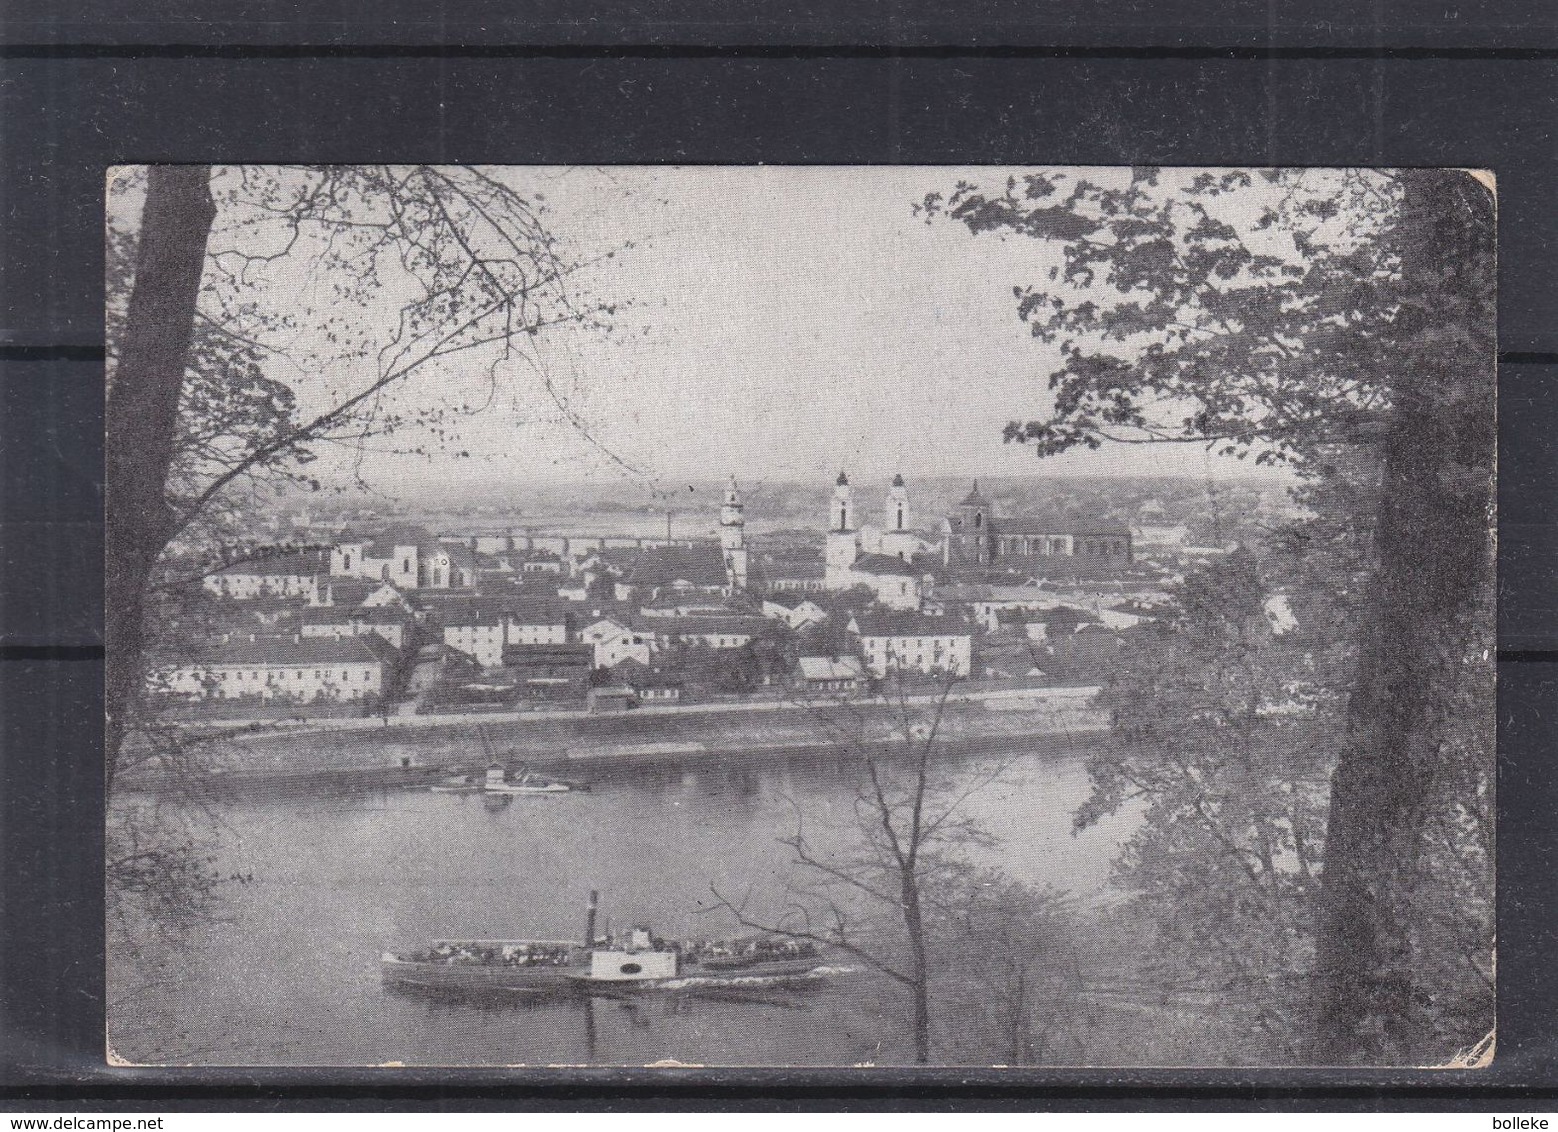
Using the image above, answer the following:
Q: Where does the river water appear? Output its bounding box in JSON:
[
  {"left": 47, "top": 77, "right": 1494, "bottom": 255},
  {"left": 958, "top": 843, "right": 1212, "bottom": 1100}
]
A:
[{"left": 110, "top": 739, "right": 1136, "bottom": 1067}]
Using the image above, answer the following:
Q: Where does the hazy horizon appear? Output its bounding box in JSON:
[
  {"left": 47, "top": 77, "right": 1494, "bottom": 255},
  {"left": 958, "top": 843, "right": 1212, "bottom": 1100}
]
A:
[{"left": 114, "top": 165, "right": 1306, "bottom": 503}]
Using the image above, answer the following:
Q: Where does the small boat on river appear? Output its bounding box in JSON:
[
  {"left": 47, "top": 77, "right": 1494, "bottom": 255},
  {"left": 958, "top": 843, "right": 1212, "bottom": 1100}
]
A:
[
  {"left": 485, "top": 766, "right": 571, "bottom": 795},
  {"left": 430, "top": 726, "right": 577, "bottom": 795},
  {"left": 429, "top": 763, "right": 572, "bottom": 796}
]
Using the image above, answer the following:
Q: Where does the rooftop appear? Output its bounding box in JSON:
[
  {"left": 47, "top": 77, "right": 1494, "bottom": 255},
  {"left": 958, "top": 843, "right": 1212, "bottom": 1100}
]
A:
[
  {"left": 631, "top": 614, "right": 766, "bottom": 636},
  {"left": 355, "top": 525, "right": 439, "bottom": 555},
  {"left": 433, "top": 599, "right": 508, "bottom": 628},
  {"left": 852, "top": 611, "right": 972, "bottom": 639},
  {"left": 160, "top": 635, "right": 393, "bottom": 668},
  {"left": 214, "top": 549, "right": 330, "bottom": 577},
  {"left": 798, "top": 655, "right": 867, "bottom": 681},
  {"left": 851, "top": 553, "right": 920, "bottom": 577},
  {"left": 438, "top": 542, "right": 479, "bottom": 569},
  {"left": 958, "top": 481, "right": 989, "bottom": 507},
  {"left": 319, "top": 578, "right": 377, "bottom": 604},
  {"left": 507, "top": 599, "right": 574, "bottom": 625},
  {"left": 763, "top": 558, "right": 825, "bottom": 580},
  {"left": 624, "top": 543, "right": 730, "bottom": 591}
]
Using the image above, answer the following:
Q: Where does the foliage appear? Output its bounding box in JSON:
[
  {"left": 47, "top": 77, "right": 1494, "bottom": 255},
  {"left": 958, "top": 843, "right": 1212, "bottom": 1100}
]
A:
[
  {"left": 918, "top": 168, "right": 1404, "bottom": 469},
  {"left": 926, "top": 167, "right": 1495, "bottom": 1061},
  {"left": 926, "top": 869, "right": 1089, "bottom": 1065},
  {"left": 796, "top": 614, "right": 856, "bottom": 659},
  {"left": 1077, "top": 551, "right": 1333, "bottom": 1056}
]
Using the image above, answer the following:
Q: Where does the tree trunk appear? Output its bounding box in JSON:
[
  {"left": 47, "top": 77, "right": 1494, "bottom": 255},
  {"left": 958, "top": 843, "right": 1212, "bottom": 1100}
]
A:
[
  {"left": 902, "top": 874, "right": 931, "bottom": 1063},
  {"left": 1311, "top": 171, "right": 1496, "bottom": 1062},
  {"left": 105, "top": 167, "right": 216, "bottom": 789}
]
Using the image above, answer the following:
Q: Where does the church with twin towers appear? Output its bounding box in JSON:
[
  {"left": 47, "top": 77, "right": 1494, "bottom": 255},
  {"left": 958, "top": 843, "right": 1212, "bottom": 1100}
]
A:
[
  {"left": 713, "top": 469, "right": 1131, "bottom": 609},
  {"left": 821, "top": 469, "right": 1133, "bottom": 599},
  {"left": 822, "top": 472, "right": 936, "bottom": 610}
]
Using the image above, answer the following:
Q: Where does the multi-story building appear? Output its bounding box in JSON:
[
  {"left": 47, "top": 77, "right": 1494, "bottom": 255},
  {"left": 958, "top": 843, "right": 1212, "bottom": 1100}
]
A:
[
  {"left": 204, "top": 549, "right": 330, "bottom": 601},
  {"left": 439, "top": 598, "right": 571, "bottom": 667},
  {"left": 632, "top": 614, "right": 767, "bottom": 651},
  {"left": 152, "top": 635, "right": 396, "bottom": 702},
  {"left": 299, "top": 605, "right": 413, "bottom": 650},
  {"left": 849, "top": 611, "right": 973, "bottom": 678}
]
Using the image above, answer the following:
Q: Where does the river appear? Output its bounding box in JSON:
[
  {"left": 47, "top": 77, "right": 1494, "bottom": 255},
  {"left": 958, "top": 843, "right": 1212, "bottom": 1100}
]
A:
[{"left": 109, "top": 739, "right": 1136, "bottom": 1067}]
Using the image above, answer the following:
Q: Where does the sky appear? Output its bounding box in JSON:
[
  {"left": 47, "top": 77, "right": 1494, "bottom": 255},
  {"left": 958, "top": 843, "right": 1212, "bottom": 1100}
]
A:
[{"left": 115, "top": 165, "right": 1300, "bottom": 503}]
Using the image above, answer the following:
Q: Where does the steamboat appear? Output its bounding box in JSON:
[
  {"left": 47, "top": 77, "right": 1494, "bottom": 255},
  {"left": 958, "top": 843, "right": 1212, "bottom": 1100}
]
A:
[{"left": 380, "top": 891, "right": 835, "bottom": 996}]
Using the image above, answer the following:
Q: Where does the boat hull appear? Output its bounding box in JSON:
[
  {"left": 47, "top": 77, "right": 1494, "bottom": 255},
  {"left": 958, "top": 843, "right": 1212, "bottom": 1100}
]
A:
[
  {"left": 382, "top": 960, "right": 584, "bottom": 994},
  {"left": 381, "top": 943, "right": 586, "bottom": 995}
]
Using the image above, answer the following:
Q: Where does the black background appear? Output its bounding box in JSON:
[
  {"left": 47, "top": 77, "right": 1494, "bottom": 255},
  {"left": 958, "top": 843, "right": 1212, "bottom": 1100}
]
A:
[{"left": 1, "top": 0, "right": 1555, "bottom": 1109}]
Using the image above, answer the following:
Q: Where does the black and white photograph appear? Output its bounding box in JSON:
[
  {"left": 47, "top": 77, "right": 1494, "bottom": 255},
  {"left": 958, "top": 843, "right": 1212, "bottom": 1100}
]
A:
[{"left": 104, "top": 164, "right": 1495, "bottom": 1069}]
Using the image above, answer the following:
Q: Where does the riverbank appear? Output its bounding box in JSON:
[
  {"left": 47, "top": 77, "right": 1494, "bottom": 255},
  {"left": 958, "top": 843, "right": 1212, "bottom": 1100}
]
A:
[
  {"left": 120, "top": 689, "right": 1107, "bottom": 795},
  {"left": 122, "top": 728, "right": 1107, "bottom": 799},
  {"left": 166, "top": 684, "right": 1100, "bottom": 735}
]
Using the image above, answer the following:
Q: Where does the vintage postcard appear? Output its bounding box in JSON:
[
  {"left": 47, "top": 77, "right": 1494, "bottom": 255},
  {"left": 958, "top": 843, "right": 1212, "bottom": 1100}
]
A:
[{"left": 105, "top": 166, "right": 1494, "bottom": 1068}]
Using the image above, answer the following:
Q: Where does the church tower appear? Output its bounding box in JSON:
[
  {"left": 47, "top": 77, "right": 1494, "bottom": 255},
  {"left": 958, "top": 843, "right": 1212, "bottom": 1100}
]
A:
[
  {"left": 824, "top": 471, "right": 860, "bottom": 589},
  {"left": 831, "top": 470, "right": 854, "bottom": 533},
  {"left": 720, "top": 476, "right": 748, "bottom": 591},
  {"left": 879, "top": 473, "right": 920, "bottom": 561},
  {"left": 885, "top": 473, "right": 910, "bottom": 532},
  {"left": 946, "top": 480, "right": 992, "bottom": 566}
]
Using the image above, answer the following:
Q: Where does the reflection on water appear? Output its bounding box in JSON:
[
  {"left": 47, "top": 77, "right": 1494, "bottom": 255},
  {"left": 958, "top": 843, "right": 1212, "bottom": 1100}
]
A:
[{"left": 110, "top": 743, "right": 1133, "bottom": 1066}]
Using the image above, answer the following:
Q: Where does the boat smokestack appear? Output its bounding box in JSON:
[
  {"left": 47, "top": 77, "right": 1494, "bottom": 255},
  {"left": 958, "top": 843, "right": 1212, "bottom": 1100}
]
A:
[{"left": 585, "top": 890, "right": 599, "bottom": 946}]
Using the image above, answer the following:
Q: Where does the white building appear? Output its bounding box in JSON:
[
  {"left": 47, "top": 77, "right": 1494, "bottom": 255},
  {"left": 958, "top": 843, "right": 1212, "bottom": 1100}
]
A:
[
  {"left": 299, "top": 605, "right": 412, "bottom": 651},
  {"left": 204, "top": 549, "right": 330, "bottom": 601},
  {"left": 824, "top": 472, "right": 861, "bottom": 591},
  {"left": 312, "top": 578, "right": 411, "bottom": 609},
  {"left": 633, "top": 614, "right": 766, "bottom": 651},
  {"left": 329, "top": 526, "right": 477, "bottom": 590},
  {"left": 579, "top": 617, "right": 654, "bottom": 669},
  {"left": 761, "top": 597, "right": 829, "bottom": 630},
  {"left": 152, "top": 635, "right": 394, "bottom": 703},
  {"left": 859, "top": 473, "right": 938, "bottom": 562},
  {"left": 845, "top": 554, "right": 926, "bottom": 611},
  {"left": 796, "top": 655, "right": 867, "bottom": 694},
  {"left": 850, "top": 612, "right": 973, "bottom": 678},
  {"left": 440, "top": 599, "right": 571, "bottom": 667}
]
